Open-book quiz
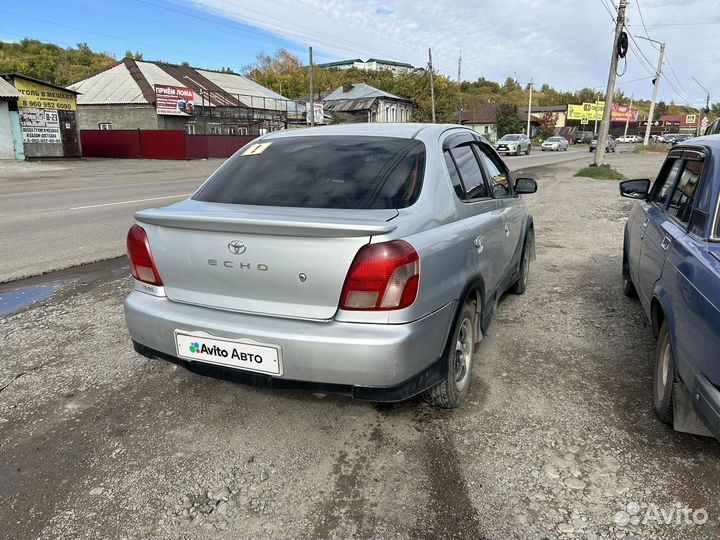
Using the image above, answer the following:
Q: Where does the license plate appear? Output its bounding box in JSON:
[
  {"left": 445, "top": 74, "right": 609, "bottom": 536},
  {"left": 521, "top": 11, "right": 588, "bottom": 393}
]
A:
[{"left": 175, "top": 331, "right": 282, "bottom": 376}]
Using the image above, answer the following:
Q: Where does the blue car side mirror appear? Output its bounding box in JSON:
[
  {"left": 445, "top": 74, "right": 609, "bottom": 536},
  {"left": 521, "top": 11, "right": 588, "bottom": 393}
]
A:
[{"left": 619, "top": 179, "right": 650, "bottom": 199}]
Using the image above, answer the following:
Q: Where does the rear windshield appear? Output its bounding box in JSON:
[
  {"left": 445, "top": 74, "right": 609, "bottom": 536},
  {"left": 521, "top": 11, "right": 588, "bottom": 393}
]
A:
[{"left": 193, "top": 136, "right": 425, "bottom": 209}]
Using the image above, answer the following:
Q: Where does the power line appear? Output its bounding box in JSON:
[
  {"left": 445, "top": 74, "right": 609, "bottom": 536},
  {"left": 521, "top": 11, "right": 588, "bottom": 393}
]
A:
[{"left": 0, "top": 9, "right": 243, "bottom": 69}]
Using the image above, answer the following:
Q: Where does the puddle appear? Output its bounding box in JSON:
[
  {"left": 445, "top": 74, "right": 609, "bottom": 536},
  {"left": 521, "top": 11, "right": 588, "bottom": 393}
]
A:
[{"left": 0, "top": 282, "right": 62, "bottom": 317}]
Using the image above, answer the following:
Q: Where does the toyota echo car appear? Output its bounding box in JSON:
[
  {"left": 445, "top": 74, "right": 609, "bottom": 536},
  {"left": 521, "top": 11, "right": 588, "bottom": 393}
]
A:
[{"left": 124, "top": 124, "right": 537, "bottom": 407}]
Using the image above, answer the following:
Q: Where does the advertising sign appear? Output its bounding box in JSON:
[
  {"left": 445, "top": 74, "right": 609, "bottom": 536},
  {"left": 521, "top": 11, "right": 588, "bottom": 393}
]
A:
[
  {"left": 611, "top": 104, "right": 640, "bottom": 122},
  {"left": 155, "top": 84, "right": 195, "bottom": 116},
  {"left": 567, "top": 102, "right": 605, "bottom": 122},
  {"left": 19, "top": 108, "right": 61, "bottom": 144},
  {"left": 15, "top": 78, "right": 76, "bottom": 111},
  {"left": 305, "top": 102, "right": 325, "bottom": 124},
  {"left": 568, "top": 102, "right": 639, "bottom": 122}
]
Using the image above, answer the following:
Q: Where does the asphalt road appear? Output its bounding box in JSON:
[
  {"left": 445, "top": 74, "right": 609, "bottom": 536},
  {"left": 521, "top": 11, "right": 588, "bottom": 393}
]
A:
[
  {"left": 2, "top": 150, "right": 717, "bottom": 540},
  {"left": 0, "top": 146, "right": 591, "bottom": 284}
]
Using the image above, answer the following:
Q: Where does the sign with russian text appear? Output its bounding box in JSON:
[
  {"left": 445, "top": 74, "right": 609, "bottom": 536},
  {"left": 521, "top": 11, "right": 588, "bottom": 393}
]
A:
[
  {"left": 15, "top": 78, "right": 76, "bottom": 111},
  {"left": 155, "top": 84, "right": 195, "bottom": 116},
  {"left": 568, "top": 102, "right": 639, "bottom": 122},
  {"left": 19, "top": 108, "right": 61, "bottom": 144}
]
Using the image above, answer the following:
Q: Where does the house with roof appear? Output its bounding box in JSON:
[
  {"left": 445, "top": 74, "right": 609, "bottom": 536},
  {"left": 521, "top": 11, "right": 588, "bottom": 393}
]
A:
[
  {"left": 317, "top": 58, "right": 418, "bottom": 76},
  {"left": 2, "top": 74, "right": 81, "bottom": 159},
  {"left": 0, "top": 77, "right": 22, "bottom": 160},
  {"left": 322, "top": 83, "right": 413, "bottom": 123},
  {"left": 458, "top": 102, "right": 542, "bottom": 142},
  {"left": 68, "top": 58, "right": 302, "bottom": 136}
]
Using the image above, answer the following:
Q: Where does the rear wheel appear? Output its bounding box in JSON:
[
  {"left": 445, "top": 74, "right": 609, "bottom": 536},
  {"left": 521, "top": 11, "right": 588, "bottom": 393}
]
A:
[
  {"left": 654, "top": 321, "right": 675, "bottom": 424},
  {"left": 425, "top": 301, "right": 476, "bottom": 408},
  {"left": 525, "top": 145, "right": 531, "bottom": 155},
  {"left": 510, "top": 232, "right": 532, "bottom": 295}
]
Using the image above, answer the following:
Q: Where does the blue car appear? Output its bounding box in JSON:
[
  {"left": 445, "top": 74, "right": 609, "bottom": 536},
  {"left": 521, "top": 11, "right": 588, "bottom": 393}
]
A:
[{"left": 620, "top": 135, "right": 720, "bottom": 439}]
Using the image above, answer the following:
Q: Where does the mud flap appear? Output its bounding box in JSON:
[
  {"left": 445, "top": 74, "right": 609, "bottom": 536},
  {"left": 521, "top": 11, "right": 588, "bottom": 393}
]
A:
[{"left": 673, "top": 382, "right": 713, "bottom": 437}]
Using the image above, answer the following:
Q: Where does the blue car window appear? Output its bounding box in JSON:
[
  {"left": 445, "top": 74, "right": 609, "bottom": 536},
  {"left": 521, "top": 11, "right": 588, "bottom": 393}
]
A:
[{"left": 668, "top": 160, "right": 703, "bottom": 226}]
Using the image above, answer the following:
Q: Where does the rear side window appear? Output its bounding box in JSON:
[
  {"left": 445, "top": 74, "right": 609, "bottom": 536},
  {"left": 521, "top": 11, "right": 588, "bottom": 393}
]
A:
[{"left": 194, "top": 136, "right": 425, "bottom": 209}]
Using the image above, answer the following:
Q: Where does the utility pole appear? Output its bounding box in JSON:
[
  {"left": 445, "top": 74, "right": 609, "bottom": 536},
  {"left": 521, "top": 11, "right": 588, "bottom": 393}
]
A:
[
  {"left": 642, "top": 40, "right": 665, "bottom": 146},
  {"left": 526, "top": 79, "right": 533, "bottom": 137},
  {"left": 692, "top": 77, "right": 710, "bottom": 135},
  {"left": 308, "top": 46, "right": 315, "bottom": 127},
  {"left": 594, "top": 92, "right": 601, "bottom": 135},
  {"left": 428, "top": 48, "right": 436, "bottom": 123},
  {"left": 623, "top": 94, "right": 634, "bottom": 138},
  {"left": 594, "top": 0, "right": 627, "bottom": 166},
  {"left": 457, "top": 50, "right": 462, "bottom": 124}
]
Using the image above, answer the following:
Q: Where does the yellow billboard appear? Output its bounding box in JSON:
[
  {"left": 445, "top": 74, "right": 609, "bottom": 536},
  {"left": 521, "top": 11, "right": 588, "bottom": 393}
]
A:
[
  {"left": 15, "top": 78, "right": 77, "bottom": 111},
  {"left": 567, "top": 102, "right": 605, "bottom": 121}
]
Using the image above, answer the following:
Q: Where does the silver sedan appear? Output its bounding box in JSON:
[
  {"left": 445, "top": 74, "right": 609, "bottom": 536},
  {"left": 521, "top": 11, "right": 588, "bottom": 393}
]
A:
[
  {"left": 124, "top": 123, "right": 537, "bottom": 407},
  {"left": 541, "top": 136, "right": 569, "bottom": 151}
]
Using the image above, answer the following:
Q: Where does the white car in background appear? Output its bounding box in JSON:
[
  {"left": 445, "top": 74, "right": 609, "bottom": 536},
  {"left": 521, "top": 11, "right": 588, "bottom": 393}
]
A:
[{"left": 616, "top": 135, "right": 643, "bottom": 143}]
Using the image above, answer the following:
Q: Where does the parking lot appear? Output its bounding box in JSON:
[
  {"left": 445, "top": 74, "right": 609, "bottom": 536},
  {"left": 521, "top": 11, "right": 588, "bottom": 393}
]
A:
[{"left": 1, "top": 150, "right": 719, "bottom": 539}]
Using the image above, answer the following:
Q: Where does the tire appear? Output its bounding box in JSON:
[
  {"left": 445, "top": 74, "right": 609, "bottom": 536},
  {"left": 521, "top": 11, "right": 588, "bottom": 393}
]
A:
[
  {"left": 653, "top": 321, "right": 675, "bottom": 424},
  {"left": 525, "top": 145, "right": 531, "bottom": 155},
  {"left": 424, "top": 301, "right": 476, "bottom": 408},
  {"left": 623, "top": 278, "right": 637, "bottom": 297},
  {"left": 542, "top": 148, "right": 546, "bottom": 152},
  {"left": 510, "top": 231, "right": 532, "bottom": 295}
]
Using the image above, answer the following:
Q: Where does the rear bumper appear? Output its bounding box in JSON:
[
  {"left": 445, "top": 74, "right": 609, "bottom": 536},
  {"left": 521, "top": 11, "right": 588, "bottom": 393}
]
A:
[{"left": 124, "top": 290, "right": 455, "bottom": 396}]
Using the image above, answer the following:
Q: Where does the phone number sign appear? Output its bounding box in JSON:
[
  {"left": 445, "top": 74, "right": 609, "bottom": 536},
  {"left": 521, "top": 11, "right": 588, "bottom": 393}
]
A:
[
  {"left": 19, "top": 108, "right": 61, "bottom": 144},
  {"left": 15, "top": 79, "right": 77, "bottom": 111}
]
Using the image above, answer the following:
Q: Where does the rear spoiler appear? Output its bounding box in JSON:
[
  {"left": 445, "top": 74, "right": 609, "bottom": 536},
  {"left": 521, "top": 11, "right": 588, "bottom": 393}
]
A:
[{"left": 135, "top": 208, "right": 398, "bottom": 238}]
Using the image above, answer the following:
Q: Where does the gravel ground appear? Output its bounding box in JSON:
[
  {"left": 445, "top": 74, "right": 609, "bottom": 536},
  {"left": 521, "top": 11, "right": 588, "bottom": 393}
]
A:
[{"left": 1, "top": 149, "right": 718, "bottom": 540}]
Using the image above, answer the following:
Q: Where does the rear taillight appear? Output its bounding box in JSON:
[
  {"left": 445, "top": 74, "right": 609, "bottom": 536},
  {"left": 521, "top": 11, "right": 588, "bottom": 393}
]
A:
[
  {"left": 340, "top": 240, "right": 419, "bottom": 311},
  {"left": 127, "top": 224, "right": 163, "bottom": 285}
]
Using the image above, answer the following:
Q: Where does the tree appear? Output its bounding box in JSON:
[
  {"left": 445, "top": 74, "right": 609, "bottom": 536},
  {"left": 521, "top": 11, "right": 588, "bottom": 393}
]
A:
[
  {"left": 496, "top": 103, "right": 524, "bottom": 138},
  {"left": 124, "top": 50, "right": 143, "bottom": 60},
  {"left": 537, "top": 112, "right": 558, "bottom": 139}
]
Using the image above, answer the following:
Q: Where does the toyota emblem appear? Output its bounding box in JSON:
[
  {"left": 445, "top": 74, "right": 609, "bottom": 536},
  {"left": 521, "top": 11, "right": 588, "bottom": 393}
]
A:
[{"left": 228, "top": 240, "right": 246, "bottom": 255}]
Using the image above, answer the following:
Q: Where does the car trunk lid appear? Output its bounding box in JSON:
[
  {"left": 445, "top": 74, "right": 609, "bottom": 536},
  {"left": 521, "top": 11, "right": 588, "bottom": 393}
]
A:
[{"left": 136, "top": 200, "right": 398, "bottom": 320}]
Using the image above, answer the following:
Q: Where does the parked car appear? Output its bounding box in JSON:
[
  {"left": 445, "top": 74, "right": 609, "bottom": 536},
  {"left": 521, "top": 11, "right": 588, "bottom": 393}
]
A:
[
  {"left": 650, "top": 134, "right": 665, "bottom": 143},
  {"left": 620, "top": 135, "right": 720, "bottom": 439},
  {"left": 573, "top": 130, "right": 594, "bottom": 144},
  {"left": 662, "top": 134, "right": 681, "bottom": 144},
  {"left": 589, "top": 134, "right": 617, "bottom": 152},
  {"left": 671, "top": 134, "right": 693, "bottom": 146},
  {"left": 616, "top": 135, "right": 640, "bottom": 143},
  {"left": 541, "top": 136, "right": 569, "bottom": 152},
  {"left": 124, "top": 124, "right": 538, "bottom": 408},
  {"left": 495, "top": 133, "right": 531, "bottom": 155}
]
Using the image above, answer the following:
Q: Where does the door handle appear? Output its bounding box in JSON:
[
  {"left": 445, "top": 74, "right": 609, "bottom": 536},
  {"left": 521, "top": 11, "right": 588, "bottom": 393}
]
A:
[
  {"left": 474, "top": 236, "right": 484, "bottom": 253},
  {"left": 643, "top": 218, "right": 650, "bottom": 228},
  {"left": 661, "top": 236, "right": 671, "bottom": 251},
  {"left": 504, "top": 223, "right": 510, "bottom": 236}
]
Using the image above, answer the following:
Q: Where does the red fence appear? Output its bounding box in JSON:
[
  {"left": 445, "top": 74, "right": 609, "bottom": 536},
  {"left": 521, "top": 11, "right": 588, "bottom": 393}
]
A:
[{"left": 80, "top": 130, "right": 256, "bottom": 160}]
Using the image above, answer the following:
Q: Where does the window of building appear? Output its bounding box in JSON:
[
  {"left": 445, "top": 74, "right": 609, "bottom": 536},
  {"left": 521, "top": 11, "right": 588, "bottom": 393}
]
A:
[
  {"left": 98, "top": 123, "right": 112, "bottom": 130},
  {"left": 208, "top": 123, "right": 222, "bottom": 135},
  {"left": 385, "top": 106, "right": 390, "bottom": 122},
  {"left": 185, "top": 124, "right": 196, "bottom": 135}
]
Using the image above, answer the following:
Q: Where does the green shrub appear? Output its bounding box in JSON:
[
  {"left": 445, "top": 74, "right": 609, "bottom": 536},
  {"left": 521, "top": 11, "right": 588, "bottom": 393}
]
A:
[{"left": 574, "top": 166, "right": 624, "bottom": 180}]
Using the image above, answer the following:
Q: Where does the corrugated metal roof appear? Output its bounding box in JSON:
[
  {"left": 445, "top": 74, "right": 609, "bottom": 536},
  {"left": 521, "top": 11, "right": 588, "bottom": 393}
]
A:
[
  {"left": 69, "top": 60, "right": 295, "bottom": 111},
  {"left": 324, "top": 83, "right": 407, "bottom": 102},
  {"left": 324, "top": 97, "right": 378, "bottom": 112},
  {"left": 0, "top": 77, "right": 20, "bottom": 98},
  {"left": 69, "top": 63, "right": 147, "bottom": 104}
]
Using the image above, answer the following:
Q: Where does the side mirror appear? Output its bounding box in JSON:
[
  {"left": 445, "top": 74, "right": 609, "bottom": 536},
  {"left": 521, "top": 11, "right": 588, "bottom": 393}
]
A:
[
  {"left": 619, "top": 179, "right": 650, "bottom": 199},
  {"left": 515, "top": 177, "right": 537, "bottom": 194}
]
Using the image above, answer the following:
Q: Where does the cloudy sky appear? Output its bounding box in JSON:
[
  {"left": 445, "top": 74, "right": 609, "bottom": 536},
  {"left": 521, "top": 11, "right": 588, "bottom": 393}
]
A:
[{"left": 2, "top": 0, "right": 718, "bottom": 105}]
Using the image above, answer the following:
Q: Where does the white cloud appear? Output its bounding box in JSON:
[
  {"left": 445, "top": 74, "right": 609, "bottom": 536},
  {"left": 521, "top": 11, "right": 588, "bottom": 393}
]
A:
[{"left": 185, "top": 0, "right": 719, "bottom": 105}]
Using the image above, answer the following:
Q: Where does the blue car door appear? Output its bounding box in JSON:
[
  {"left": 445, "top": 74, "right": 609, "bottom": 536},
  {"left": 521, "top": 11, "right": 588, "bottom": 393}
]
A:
[{"left": 636, "top": 155, "right": 684, "bottom": 310}]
